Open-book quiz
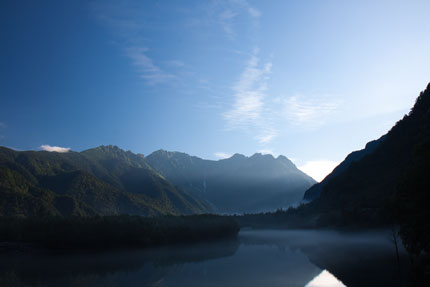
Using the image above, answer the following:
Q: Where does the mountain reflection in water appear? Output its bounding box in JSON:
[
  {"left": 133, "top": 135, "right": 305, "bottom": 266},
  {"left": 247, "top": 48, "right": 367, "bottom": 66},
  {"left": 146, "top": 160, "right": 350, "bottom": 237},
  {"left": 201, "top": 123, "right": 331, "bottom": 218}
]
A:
[{"left": 0, "top": 230, "right": 407, "bottom": 287}]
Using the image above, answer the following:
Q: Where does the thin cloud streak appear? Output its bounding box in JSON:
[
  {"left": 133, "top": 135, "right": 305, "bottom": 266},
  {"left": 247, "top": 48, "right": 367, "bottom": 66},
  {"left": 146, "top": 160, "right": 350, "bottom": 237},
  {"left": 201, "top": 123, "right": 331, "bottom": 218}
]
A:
[
  {"left": 254, "top": 128, "right": 277, "bottom": 144},
  {"left": 126, "top": 47, "right": 174, "bottom": 85},
  {"left": 40, "top": 145, "right": 71, "bottom": 153},
  {"left": 283, "top": 95, "right": 340, "bottom": 128}
]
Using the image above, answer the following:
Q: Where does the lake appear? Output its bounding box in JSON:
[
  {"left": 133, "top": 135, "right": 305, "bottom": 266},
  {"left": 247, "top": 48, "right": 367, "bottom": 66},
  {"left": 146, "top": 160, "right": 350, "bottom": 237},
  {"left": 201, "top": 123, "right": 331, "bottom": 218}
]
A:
[{"left": 0, "top": 229, "right": 408, "bottom": 287}]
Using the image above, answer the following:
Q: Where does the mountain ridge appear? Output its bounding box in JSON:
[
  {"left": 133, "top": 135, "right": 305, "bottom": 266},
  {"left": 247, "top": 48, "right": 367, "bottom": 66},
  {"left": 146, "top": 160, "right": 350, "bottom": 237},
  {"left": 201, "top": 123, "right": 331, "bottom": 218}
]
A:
[
  {"left": 303, "top": 135, "right": 386, "bottom": 201},
  {"left": 145, "top": 150, "right": 315, "bottom": 213},
  {"left": 0, "top": 145, "right": 209, "bottom": 217}
]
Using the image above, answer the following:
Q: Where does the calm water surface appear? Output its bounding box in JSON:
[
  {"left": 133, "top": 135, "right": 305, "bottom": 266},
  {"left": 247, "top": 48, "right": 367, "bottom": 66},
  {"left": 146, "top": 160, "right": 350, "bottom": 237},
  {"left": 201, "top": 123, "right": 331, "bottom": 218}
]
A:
[{"left": 0, "top": 230, "right": 407, "bottom": 287}]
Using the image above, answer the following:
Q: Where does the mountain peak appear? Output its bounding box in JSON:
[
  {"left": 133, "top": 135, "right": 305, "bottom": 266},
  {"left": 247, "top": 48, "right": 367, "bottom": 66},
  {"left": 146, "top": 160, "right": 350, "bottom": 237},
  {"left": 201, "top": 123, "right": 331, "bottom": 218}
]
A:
[
  {"left": 276, "top": 155, "right": 295, "bottom": 166},
  {"left": 250, "top": 153, "right": 274, "bottom": 159},
  {"left": 83, "top": 145, "right": 129, "bottom": 156},
  {"left": 89, "top": 145, "right": 136, "bottom": 156},
  {"left": 230, "top": 153, "right": 246, "bottom": 159},
  {"left": 151, "top": 149, "right": 169, "bottom": 156},
  {"left": 149, "top": 150, "right": 195, "bottom": 161},
  {"left": 98, "top": 145, "right": 121, "bottom": 150}
]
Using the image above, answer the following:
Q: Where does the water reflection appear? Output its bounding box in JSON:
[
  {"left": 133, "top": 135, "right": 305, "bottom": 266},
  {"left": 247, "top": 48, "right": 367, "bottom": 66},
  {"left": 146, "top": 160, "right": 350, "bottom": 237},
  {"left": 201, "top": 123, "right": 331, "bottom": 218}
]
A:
[
  {"left": 0, "top": 240, "right": 240, "bottom": 286},
  {"left": 305, "top": 270, "right": 346, "bottom": 287},
  {"left": 240, "top": 229, "right": 408, "bottom": 287},
  {"left": 0, "top": 230, "right": 407, "bottom": 287}
]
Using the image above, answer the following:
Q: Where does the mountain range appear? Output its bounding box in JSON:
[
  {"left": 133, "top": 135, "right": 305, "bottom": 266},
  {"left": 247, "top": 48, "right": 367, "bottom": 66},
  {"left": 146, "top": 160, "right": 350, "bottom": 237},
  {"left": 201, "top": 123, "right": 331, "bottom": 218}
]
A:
[
  {"left": 146, "top": 151, "right": 316, "bottom": 213},
  {"left": 0, "top": 145, "right": 315, "bottom": 216},
  {"left": 0, "top": 145, "right": 209, "bottom": 217}
]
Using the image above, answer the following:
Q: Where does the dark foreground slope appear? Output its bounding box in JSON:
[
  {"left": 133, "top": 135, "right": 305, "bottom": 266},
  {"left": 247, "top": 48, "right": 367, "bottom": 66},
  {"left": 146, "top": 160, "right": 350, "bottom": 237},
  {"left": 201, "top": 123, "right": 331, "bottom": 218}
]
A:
[
  {"left": 146, "top": 151, "right": 316, "bottom": 213},
  {"left": 307, "top": 83, "right": 430, "bottom": 227},
  {"left": 303, "top": 135, "right": 386, "bottom": 201},
  {"left": 0, "top": 145, "right": 209, "bottom": 217}
]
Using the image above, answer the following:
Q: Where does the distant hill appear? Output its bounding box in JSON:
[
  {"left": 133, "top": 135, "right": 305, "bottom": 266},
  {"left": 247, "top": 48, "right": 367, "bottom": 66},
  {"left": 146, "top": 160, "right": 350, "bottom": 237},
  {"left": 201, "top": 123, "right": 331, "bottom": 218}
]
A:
[
  {"left": 305, "top": 82, "right": 430, "bottom": 227},
  {"left": 145, "top": 151, "right": 316, "bottom": 213},
  {"left": 0, "top": 145, "right": 209, "bottom": 217}
]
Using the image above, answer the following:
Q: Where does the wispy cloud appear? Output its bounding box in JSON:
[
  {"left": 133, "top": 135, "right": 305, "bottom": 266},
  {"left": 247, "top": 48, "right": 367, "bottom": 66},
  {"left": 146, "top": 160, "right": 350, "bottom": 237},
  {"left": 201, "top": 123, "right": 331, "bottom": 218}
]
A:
[
  {"left": 219, "top": 10, "right": 237, "bottom": 39},
  {"left": 247, "top": 7, "right": 261, "bottom": 18},
  {"left": 223, "top": 50, "right": 269, "bottom": 123},
  {"left": 214, "top": 152, "right": 232, "bottom": 159},
  {"left": 223, "top": 49, "right": 276, "bottom": 143},
  {"left": 298, "top": 160, "right": 339, "bottom": 182},
  {"left": 92, "top": 1, "right": 181, "bottom": 85},
  {"left": 254, "top": 128, "right": 277, "bottom": 144},
  {"left": 218, "top": 0, "right": 261, "bottom": 39},
  {"left": 165, "top": 60, "right": 186, "bottom": 68},
  {"left": 126, "top": 47, "right": 174, "bottom": 85},
  {"left": 40, "top": 145, "right": 71, "bottom": 153},
  {"left": 283, "top": 95, "right": 340, "bottom": 128},
  {"left": 230, "top": 0, "right": 261, "bottom": 18}
]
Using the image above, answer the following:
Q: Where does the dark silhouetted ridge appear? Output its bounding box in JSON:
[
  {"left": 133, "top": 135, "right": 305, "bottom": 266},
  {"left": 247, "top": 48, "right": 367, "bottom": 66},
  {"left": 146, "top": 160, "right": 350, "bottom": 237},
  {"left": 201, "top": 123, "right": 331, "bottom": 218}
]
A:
[{"left": 303, "top": 82, "right": 430, "bottom": 228}]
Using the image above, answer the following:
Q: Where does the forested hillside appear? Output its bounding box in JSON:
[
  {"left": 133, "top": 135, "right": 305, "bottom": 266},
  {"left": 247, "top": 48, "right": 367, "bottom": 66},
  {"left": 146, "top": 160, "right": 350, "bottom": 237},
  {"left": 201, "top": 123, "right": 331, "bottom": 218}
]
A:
[{"left": 0, "top": 145, "right": 209, "bottom": 217}]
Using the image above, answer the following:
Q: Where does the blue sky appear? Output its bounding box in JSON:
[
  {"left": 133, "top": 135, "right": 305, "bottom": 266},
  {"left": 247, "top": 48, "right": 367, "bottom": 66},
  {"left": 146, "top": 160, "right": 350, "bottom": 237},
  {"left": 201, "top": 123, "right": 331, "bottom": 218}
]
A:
[{"left": 1, "top": 0, "right": 430, "bottom": 181}]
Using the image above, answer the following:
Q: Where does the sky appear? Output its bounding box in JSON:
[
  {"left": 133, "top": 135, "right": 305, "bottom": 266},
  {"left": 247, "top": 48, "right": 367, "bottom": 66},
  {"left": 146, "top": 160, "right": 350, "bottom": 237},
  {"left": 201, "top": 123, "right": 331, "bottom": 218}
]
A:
[{"left": 1, "top": 0, "right": 430, "bottom": 181}]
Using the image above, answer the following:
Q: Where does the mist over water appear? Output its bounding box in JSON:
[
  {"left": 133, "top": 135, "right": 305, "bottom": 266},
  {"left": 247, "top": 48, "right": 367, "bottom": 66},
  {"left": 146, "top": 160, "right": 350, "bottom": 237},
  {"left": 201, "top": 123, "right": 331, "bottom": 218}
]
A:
[{"left": 0, "top": 230, "right": 407, "bottom": 287}]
